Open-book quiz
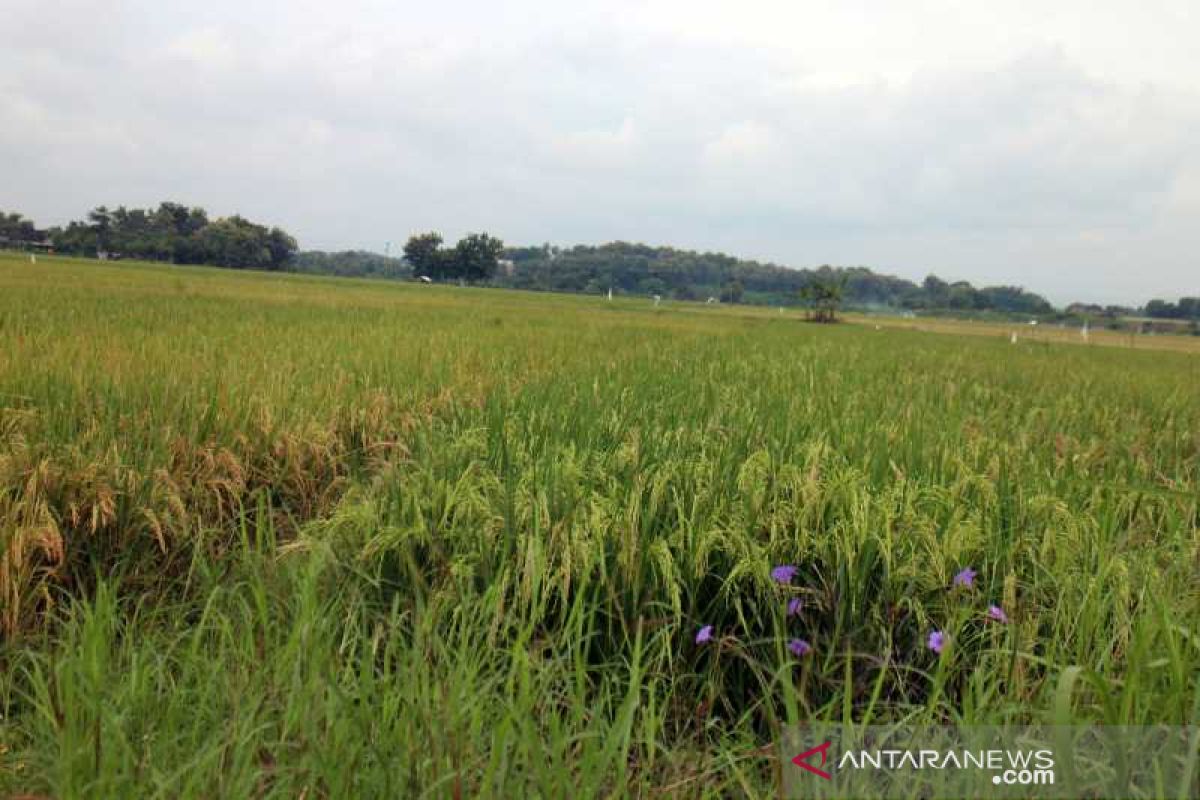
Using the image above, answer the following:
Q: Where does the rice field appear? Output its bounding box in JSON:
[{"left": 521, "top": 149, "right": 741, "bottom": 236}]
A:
[
  {"left": 1, "top": 252, "right": 1198, "bottom": 797},
  {"left": 848, "top": 312, "right": 1200, "bottom": 355}
]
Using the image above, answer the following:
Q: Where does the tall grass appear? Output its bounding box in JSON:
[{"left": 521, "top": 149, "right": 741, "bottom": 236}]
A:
[{"left": 1, "top": 253, "right": 1197, "bottom": 796}]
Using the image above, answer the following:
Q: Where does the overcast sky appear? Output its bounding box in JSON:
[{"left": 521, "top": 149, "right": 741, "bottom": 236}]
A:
[{"left": 3, "top": 0, "right": 1197, "bottom": 304}]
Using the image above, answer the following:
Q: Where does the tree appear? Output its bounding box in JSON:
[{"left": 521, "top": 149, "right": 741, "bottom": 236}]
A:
[
  {"left": 1145, "top": 299, "right": 1175, "bottom": 319},
  {"left": 452, "top": 232, "right": 504, "bottom": 283},
  {"left": 0, "top": 211, "right": 41, "bottom": 242},
  {"left": 291, "top": 250, "right": 409, "bottom": 279},
  {"left": 430, "top": 248, "right": 458, "bottom": 281},
  {"left": 722, "top": 279, "right": 745, "bottom": 304},
  {"left": 265, "top": 227, "right": 298, "bottom": 269},
  {"left": 1145, "top": 297, "right": 1200, "bottom": 320},
  {"left": 799, "top": 278, "right": 844, "bottom": 323},
  {"left": 87, "top": 206, "right": 113, "bottom": 251},
  {"left": 640, "top": 276, "right": 667, "bottom": 296},
  {"left": 191, "top": 216, "right": 293, "bottom": 269},
  {"left": 156, "top": 202, "right": 208, "bottom": 238},
  {"left": 403, "top": 233, "right": 444, "bottom": 278},
  {"left": 44, "top": 202, "right": 293, "bottom": 268}
]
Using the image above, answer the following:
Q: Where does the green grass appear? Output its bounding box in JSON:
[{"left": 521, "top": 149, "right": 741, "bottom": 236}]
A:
[{"left": 1, "top": 253, "right": 1197, "bottom": 797}]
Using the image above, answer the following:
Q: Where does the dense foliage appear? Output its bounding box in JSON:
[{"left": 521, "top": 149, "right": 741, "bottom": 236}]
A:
[
  {"left": 291, "top": 249, "right": 410, "bottom": 279},
  {"left": 0, "top": 211, "right": 41, "bottom": 243},
  {"left": 27, "top": 203, "right": 298, "bottom": 270},
  {"left": 403, "top": 231, "right": 505, "bottom": 283},
  {"left": 495, "top": 242, "right": 1056, "bottom": 313},
  {"left": 1145, "top": 296, "right": 1200, "bottom": 320}
]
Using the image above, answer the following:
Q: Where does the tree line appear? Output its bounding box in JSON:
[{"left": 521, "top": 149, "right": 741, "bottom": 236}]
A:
[
  {"left": 0, "top": 211, "right": 40, "bottom": 243},
  {"left": 293, "top": 233, "right": 507, "bottom": 283},
  {"left": 2, "top": 204, "right": 297, "bottom": 270},
  {"left": 1144, "top": 297, "right": 1200, "bottom": 320},
  {"left": 493, "top": 242, "right": 1056, "bottom": 314},
  {"left": 3, "top": 206, "right": 1194, "bottom": 319},
  {"left": 291, "top": 250, "right": 409, "bottom": 279}
]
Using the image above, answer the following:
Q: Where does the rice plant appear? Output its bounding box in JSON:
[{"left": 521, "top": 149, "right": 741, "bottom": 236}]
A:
[{"left": 1, "top": 253, "right": 1197, "bottom": 797}]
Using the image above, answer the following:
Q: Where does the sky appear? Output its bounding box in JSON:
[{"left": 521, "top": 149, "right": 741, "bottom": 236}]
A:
[{"left": 2, "top": 0, "right": 1197, "bottom": 305}]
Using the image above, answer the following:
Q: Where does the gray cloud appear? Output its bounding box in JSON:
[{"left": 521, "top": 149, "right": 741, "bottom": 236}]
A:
[{"left": 2, "top": 0, "right": 1197, "bottom": 303}]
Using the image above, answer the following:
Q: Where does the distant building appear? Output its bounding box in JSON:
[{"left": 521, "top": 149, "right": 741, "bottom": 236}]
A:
[{"left": 497, "top": 258, "right": 515, "bottom": 277}]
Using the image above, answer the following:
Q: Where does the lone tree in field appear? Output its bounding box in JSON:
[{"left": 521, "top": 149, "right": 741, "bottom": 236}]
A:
[
  {"left": 799, "top": 277, "right": 844, "bottom": 323},
  {"left": 402, "top": 231, "right": 503, "bottom": 283},
  {"left": 403, "top": 232, "right": 444, "bottom": 277},
  {"left": 454, "top": 232, "right": 504, "bottom": 283}
]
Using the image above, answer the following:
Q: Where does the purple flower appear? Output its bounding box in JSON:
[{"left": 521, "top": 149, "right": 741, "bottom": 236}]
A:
[
  {"left": 787, "top": 597, "right": 803, "bottom": 616},
  {"left": 787, "top": 638, "right": 812, "bottom": 657},
  {"left": 695, "top": 625, "right": 714, "bottom": 645},
  {"left": 928, "top": 630, "right": 946, "bottom": 654},
  {"left": 986, "top": 605, "right": 1009, "bottom": 624},
  {"left": 771, "top": 565, "right": 799, "bottom": 584},
  {"left": 952, "top": 567, "right": 977, "bottom": 589}
]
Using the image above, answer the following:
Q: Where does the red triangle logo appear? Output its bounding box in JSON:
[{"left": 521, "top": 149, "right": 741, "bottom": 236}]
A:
[{"left": 792, "top": 740, "right": 833, "bottom": 780}]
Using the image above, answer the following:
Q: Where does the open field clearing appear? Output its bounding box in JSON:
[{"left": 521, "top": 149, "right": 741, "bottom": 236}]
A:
[
  {"left": 1, "top": 253, "right": 1198, "bottom": 797},
  {"left": 846, "top": 313, "right": 1200, "bottom": 355}
]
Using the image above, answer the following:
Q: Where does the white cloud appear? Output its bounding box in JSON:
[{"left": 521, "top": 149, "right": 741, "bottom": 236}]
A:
[
  {"left": 548, "top": 117, "right": 638, "bottom": 168},
  {"left": 163, "top": 28, "right": 237, "bottom": 70},
  {"left": 703, "top": 122, "right": 781, "bottom": 168}
]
